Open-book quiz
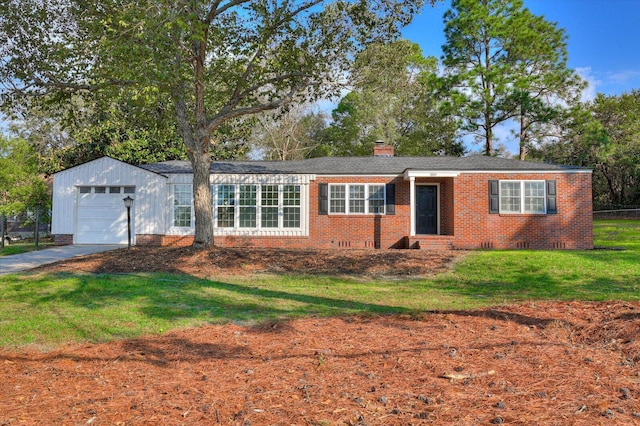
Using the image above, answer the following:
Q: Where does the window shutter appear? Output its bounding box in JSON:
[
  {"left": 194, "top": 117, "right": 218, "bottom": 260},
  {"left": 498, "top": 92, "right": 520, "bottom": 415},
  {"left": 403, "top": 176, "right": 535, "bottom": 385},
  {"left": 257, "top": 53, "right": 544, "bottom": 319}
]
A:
[
  {"left": 546, "top": 180, "right": 557, "bottom": 214},
  {"left": 318, "top": 183, "right": 328, "bottom": 215},
  {"left": 489, "top": 180, "right": 499, "bottom": 214},
  {"left": 385, "top": 183, "right": 396, "bottom": 215}
]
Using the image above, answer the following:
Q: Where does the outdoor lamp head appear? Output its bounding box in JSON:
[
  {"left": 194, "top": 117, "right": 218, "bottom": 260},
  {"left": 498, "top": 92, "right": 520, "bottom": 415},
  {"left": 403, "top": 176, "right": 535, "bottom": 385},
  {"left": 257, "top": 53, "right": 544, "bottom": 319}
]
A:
[{"left": 123, "top": 196, "right": 134, "bottom": 208}]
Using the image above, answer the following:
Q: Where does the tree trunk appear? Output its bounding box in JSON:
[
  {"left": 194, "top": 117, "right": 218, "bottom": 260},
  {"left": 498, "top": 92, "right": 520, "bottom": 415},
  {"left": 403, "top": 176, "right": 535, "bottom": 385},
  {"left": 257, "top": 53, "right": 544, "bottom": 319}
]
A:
[
  {"left": 485, "top": 115, "right": 493, "bottom": 156},
  {"left": 519, "top": 107, "right": 527, "bottom": 161},
  {"left": 191, "top": 142, "right": 214, "bottom": 248}
]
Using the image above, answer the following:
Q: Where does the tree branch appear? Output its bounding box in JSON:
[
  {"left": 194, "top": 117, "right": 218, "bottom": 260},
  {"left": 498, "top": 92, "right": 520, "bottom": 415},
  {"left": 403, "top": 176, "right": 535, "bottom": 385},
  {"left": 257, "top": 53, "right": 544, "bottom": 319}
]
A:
[{"left": 208, "top": 80, "right": 309, "bottom": 133}]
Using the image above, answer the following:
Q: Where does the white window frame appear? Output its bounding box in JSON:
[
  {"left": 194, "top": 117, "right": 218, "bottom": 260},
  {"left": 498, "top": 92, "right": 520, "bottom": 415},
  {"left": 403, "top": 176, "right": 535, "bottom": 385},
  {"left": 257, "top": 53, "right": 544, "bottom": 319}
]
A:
[
  {"left": 499, "top": 180, "right": 547, "bottom": 214},
  {"left": 282, "top": 184, "right": 301, "bottom": 228},
  {"left": 215, "top": 184, "right": 236, "bottom": 228},
  {"left": 328, "top": 183, "right": 386, "bottom": 215},
  {"left": 211, "top": 183, "right": 303, "bottom": 230},
  {"left": 172, "top": 184, "right": 193, "bottom": 227},
  {"left": 238, "top": 184, "right": 258, "bottom": 228},
  {"left": 260, "top": 184, "right": 280, "bottom": 228}
]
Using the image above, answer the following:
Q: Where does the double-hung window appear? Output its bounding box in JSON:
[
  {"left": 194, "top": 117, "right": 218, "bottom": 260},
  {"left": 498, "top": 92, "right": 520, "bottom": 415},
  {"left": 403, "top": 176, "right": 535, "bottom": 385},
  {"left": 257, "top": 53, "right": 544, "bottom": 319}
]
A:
[
  {"left": 217, "top": 184, "right": 235, "bottom": 228},
  {"left": 368, "top": 185, "right": 385, "bottom": 214},
  {"left": 329, "top": 184, "right": 386, "bottom": 215},
  {"left": 499, "top": 181, "right": 546, "bottom": 214},
  {"left": 239, "top": 185, "right": 257, "bottom": 228},
  {"left": 261, "top": 185, "right": 279, "bottom": 228},
  {"left": 349, "top": 185, "right": 365, "bottom": 213},
  {"left": 330, "top": 185, "right": 346, "bottom": 214},
  {"left": 173, "top": 184, "right": 192, "bottom": 227},
  {"left": 283, "top": 185, "right": 301, "bottom": 228},
  {"left": 524, "top": 181, "right": 545, "bottom": 213}
]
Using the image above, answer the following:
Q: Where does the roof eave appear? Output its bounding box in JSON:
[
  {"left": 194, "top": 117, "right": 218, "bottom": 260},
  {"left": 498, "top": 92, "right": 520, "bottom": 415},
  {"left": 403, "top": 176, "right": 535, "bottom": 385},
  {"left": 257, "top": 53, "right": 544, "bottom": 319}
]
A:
[{"left": 403, "top": 168, "right": 592, "bottom": 180}]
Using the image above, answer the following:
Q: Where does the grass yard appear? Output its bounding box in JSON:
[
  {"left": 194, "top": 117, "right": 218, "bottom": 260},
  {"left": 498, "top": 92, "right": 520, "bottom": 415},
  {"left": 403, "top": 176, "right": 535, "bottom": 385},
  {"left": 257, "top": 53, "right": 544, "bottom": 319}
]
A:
[
  {"left": 0, "top": 239, "right": 53, "bottom": 256},
  {"left": 0, "top": 219, "right": 638, "bottom": 348}
]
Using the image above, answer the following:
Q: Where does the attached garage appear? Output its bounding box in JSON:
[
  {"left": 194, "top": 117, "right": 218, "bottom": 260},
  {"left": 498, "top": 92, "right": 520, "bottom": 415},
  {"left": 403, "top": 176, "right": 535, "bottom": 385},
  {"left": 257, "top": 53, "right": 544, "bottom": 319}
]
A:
[
  {"left": 52, "top": 157, "right": 168, "bottom": 245},
  {"left": 75, "top": 186, "right": 136, "bottom": 244}
]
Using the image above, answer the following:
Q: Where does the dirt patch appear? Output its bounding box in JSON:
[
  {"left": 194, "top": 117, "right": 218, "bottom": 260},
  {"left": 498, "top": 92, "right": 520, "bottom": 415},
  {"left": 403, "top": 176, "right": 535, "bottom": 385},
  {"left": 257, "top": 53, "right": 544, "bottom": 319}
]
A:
[
  {"left": 4, "top": 248, "right": 640, "bottom": 424},
  {"left": 31, "top": 246, "right": 466, "bottom": 278}
]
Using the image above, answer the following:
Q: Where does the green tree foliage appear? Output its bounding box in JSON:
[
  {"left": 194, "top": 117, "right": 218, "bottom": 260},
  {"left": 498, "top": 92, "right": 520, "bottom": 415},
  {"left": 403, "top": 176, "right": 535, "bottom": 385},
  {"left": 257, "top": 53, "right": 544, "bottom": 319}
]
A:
[
  {"left": 320, "top": 39, "right": 463, "bottom": 157},
  {"left": 532, "top": 91, "right": 640, "bottom": 208},
  {"left": 9, "top": 94, "right": 192, "bottom": 175},
  {"left": 0, "top": 0, "right": 426, "bottom": 247},
  {"left": 0, "top": 136, "right": 50, "bottom": 218},
  {"left": 440, "top": 0, "right": 583, "bottom": 157}
]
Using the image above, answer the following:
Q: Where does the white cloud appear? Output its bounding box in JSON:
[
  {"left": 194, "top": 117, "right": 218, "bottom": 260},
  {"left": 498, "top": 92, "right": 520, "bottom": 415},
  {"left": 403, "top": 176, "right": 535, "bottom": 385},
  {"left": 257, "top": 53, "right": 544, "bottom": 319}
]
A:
[
  {"left": 607, "top": 70, "right": 640, "bottom": 84},
  {"left": 575, "top": 67, "right": 601, "bottom": 102}
]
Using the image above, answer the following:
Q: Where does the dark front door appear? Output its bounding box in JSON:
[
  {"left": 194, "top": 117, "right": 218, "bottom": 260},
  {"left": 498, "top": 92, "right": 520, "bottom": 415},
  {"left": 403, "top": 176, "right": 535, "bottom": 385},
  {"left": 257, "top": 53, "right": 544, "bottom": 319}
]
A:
[{"left": 416, "top": 185, "right": 438, "bottom": 235}]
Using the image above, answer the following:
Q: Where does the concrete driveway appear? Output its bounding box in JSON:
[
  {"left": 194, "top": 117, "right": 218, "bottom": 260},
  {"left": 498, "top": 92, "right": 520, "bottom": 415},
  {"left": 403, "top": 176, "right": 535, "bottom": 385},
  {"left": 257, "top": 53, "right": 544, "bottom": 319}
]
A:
[{"left": 0, "top": 245, "right": 124, "bottom": 276}]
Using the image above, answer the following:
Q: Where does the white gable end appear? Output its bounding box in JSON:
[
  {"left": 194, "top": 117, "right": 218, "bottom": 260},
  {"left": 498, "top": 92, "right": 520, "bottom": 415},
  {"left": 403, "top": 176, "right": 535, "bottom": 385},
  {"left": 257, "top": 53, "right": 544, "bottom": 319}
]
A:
[{"left": 52, "top": 157, "right": 168, "bottom": 242}]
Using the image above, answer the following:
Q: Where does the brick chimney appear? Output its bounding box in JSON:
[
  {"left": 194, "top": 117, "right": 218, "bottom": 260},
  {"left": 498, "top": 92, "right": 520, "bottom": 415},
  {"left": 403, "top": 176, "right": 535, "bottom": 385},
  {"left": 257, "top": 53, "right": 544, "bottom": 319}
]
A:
[{"left": 373, "top": 140, "right": 394, "bottom": 157}]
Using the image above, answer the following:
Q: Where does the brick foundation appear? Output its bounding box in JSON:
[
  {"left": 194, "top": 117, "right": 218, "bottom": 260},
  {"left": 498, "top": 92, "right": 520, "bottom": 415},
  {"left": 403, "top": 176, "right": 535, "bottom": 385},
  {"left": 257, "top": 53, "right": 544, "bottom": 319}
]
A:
[{"left": 54, "top": 234, "right": 73, "bottom": 245}]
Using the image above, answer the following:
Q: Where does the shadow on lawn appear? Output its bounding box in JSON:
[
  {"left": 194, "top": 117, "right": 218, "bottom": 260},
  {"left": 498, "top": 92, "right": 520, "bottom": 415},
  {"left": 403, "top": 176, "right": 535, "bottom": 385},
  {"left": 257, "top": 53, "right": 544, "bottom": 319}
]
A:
[{"left": 23, "top": 272, "right": 411, "bottom": 322}]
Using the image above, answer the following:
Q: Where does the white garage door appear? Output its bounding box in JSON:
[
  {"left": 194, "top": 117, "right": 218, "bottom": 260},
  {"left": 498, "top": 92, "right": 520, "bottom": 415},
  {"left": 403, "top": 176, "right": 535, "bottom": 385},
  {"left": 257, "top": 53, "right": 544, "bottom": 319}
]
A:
[{"left": 76, "top": 186, "right": 135, "bottom": 244}]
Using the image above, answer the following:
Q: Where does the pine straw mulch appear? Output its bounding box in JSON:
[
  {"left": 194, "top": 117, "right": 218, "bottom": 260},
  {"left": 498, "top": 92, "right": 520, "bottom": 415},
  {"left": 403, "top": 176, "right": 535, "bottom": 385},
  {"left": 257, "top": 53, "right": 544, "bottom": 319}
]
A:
[
  {"left": 2, "top": 248, "right": 640, "bottom": 425},
  {"left": 28, "top": 246, "right": 466, "bottom": 278}
]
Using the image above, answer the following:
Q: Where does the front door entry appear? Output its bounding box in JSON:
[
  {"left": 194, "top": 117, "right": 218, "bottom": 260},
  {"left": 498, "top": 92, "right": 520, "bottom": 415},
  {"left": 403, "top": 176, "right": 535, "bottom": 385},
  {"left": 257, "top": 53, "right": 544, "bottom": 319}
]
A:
[{"left": 416, "top": 185, "right": 438, "bottom": 235}]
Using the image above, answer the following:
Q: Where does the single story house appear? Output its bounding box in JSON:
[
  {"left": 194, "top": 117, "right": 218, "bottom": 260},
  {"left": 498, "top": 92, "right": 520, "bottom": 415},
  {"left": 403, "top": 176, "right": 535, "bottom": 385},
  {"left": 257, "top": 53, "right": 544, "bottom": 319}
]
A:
[{"left": 51, "top": 143, "right": 593, "bottom": 250}]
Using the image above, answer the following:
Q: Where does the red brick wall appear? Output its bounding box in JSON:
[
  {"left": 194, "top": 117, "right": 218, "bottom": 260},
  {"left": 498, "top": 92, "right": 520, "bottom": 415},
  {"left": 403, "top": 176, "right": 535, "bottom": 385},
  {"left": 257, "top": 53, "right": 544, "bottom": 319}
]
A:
[
  {"left": 452, "top": 173, "right": 593, "bottom": 249},
  {"left": 54, "top": 234, "right": 73, "bottom": 246},
  {"left": 137, "top": 172, "right": 593, "bottom": 250},
  {"left": 137, "top": 234, "right": 194, "bottom": 247},
  {"left": 309, "top": 176, "right": 410, "bottom": 249}
]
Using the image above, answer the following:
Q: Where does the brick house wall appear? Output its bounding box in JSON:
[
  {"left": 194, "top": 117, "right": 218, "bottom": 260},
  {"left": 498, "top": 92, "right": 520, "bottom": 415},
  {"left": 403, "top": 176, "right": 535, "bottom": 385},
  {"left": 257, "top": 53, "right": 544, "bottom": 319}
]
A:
[
  {"left": 309, "top": 176, "right": 409, "bottom": 249},
  {"left": 135, "top": 171, "right": 592, "bottom": 250},
  {"left": 452, "top": 172, "right": 593, "bottom": 249}
]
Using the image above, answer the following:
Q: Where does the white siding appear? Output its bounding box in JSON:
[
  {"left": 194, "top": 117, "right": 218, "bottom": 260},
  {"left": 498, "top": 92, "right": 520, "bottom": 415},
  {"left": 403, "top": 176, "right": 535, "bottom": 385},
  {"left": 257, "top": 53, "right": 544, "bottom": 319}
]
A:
[{"left": 52, "top": 157, "right": 168, "bottom": 240}]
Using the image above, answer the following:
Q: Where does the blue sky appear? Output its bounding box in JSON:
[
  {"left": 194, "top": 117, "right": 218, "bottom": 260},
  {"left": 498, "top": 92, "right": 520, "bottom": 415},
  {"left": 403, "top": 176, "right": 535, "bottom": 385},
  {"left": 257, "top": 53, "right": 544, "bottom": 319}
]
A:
[
  {"left": 401, "top": 0, "right": 640, "bottom": 154},
  {"left": 404, "top": 0, "right": 640, "bottom": 99}
]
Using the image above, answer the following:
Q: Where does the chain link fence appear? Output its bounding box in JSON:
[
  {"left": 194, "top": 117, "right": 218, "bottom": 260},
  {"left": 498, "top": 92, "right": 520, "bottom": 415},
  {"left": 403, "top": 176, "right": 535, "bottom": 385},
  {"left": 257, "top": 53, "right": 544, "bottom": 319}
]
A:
[{"left": 593, "top": 205, "right": 640, "bottom": 219}]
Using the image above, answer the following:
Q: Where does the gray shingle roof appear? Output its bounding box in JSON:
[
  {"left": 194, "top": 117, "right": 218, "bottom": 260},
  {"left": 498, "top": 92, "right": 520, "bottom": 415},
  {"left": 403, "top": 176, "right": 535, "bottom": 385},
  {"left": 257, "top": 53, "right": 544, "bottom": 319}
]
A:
[{"left": 139, "top": 155, "right": 588, "bottom": 175}]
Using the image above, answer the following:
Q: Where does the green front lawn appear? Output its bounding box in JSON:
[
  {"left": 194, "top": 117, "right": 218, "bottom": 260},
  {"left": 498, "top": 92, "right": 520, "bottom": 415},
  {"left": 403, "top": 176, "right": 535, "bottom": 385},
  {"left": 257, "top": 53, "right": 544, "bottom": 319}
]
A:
[{"left": 0, "top": 219, "right": 638, "bottom": 348}]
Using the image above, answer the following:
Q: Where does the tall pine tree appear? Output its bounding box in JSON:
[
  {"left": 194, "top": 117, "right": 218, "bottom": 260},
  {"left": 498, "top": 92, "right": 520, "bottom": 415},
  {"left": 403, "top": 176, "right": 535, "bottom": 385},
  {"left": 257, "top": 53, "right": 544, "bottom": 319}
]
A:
[{"left": 440, "top": 0, "right": 583, "bottom": 157}]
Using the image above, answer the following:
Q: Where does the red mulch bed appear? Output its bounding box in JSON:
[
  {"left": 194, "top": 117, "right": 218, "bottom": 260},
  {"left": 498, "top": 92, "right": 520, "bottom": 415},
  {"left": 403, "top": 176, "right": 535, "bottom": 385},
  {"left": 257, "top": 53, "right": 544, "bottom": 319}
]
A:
[{"left": 2, "top": 248, "right": 639, "bottom": 425}]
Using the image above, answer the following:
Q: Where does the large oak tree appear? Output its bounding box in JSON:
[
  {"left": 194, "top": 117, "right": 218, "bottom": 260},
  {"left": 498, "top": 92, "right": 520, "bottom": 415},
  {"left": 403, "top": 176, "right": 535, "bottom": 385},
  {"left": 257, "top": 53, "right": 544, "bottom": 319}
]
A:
[{"left": 0, "top": 0, "right": 426, "bottom": 247}]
